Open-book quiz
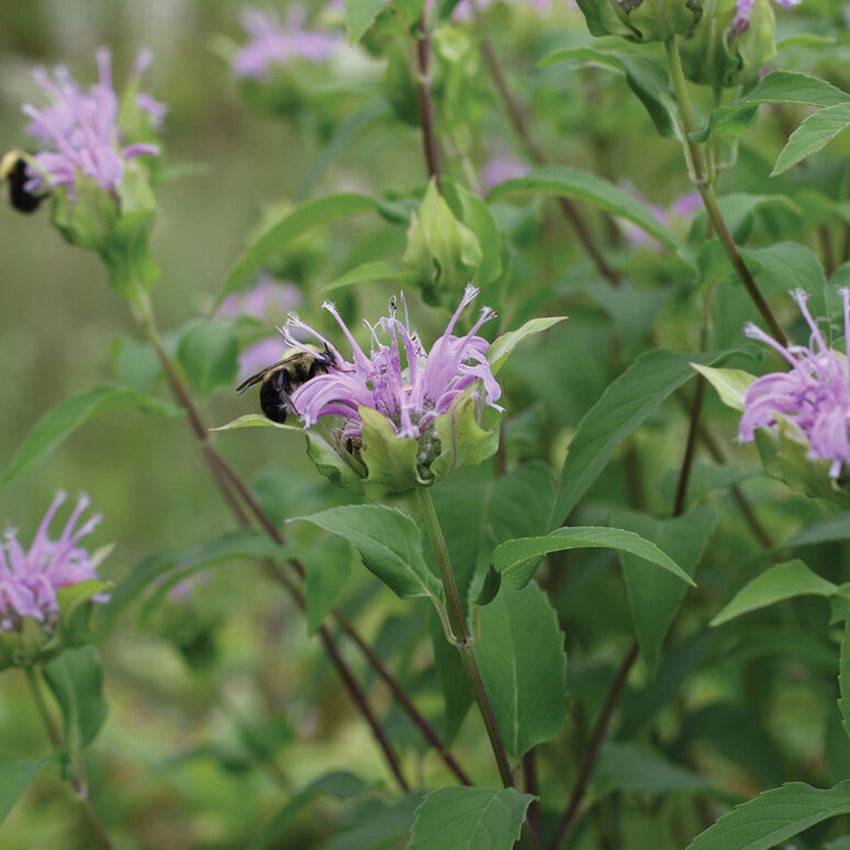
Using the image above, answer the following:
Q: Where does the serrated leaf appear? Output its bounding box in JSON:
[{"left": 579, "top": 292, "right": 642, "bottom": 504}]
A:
[
  {"left": 613, "top": 507, "right": 716, "bottom": 676},
  {"left": 222, "top": 193, "right": 379, "bottom": 298},
  {"left": 408, "top": 787, "right": 535, "bottom": 850},
  {"left": 691, "top": 364, "right": 755, "bottom": 412},
  {"left": 710, "top": 559, "right": 836, "bottom": 627},
  {"left": 476, "top": 583, "right": 569, "bottom": 761},
  {"left": 1, "top": 385, "right": 179, "bottom": 489},
  {"left": 291, "top": 505, "right": 442, "bottom": 601},
  {"left": 686, "top": 780, "right": 850, "bottom": 850},
  {"left": 0, "top": 756, "right": 49, "bottom": 826},
  {"left": 489, "top": 166, "right": 678, "bottom": 250},
  {"left": 487, "top": 316, "right": 568, "bottom": 376},
  {"left": 772, "top": 102, "right": 850, "bottom": 176},
  {"left": 551, "top": 349, "right": 731, "bottom": 528},
  {"left": 43, "top": 646, "right": 108, "bottom": 749},
  {"left": 493, "top": 525, "right": 695, "bottom": 590}
]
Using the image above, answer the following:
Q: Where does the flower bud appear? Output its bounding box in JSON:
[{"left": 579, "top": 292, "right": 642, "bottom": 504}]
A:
[
  {"left": 577, "top": 0, "right": 703, "bottom": 42},
  {"left": 680, "top": 0, "right": 777, "bottom": 87}
]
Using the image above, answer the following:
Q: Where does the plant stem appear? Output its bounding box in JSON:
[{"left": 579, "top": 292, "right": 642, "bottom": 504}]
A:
[
  {"left": 25, "top": 666, "right": 115, "bottom": 850},
  {"left": 415, "top": 487, "right": 514, "bottom": 788},
  {"left": 131, "top": 302, "right": 412, "bottom": 791},
  {"left": 663, "top": 36, "right": 787, "bottom": 346},
  {"left": 414, "top": 21, "right": 442, "bottom": 190},
  {"left": 548, "top": 641, "right": 638, "bottom": 850},
  {"left": 469, "top": 1, "right": 621, "bottom": 286}
]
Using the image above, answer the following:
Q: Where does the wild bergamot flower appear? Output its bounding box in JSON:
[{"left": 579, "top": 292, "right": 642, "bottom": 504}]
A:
[
  {"left": 740, "top": 289, "right": 850, "bottom": 479},
  {"left": 281, "top": 284, "right": 503, "bottom": 491},
  {"left": 22, "top": 48, "right": 161, "bottom": 197}
]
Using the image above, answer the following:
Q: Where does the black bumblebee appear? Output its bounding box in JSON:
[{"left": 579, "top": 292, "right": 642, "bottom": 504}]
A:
[
  {"left": 0, "top": 152, "right": 48, "bottom": 214},
  {"left": 236, "top": 345, "right": 336, "bottom": 424}
]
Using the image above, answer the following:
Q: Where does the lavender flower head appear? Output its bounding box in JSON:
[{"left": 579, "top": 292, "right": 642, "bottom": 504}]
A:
[
  {"left": 283, "top": 285, "right": 502, "bottom": 476},
  {"left": 730, "top": 0, "right": 800, "bottom": 35},
  {"left": 218, "top": 275, "right": 303, "bottom": 381},
  {"left": 0, "top": 493, "right": 108, "bottom": 633},
  {"left": 739, "top": 290, "right": 850, "bottom": 479},
  {"left": 22, "top": 49, "right": 161, "bottom": 195},
  {"left": 233, "top": 6, "right": 338, "bottom": 80}
]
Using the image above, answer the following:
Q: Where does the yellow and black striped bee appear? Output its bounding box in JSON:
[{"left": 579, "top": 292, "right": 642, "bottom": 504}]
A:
[
  {"left": 236, "top": 345, "right": 336, "bottom": 424},
  {"left": 0, "top": 152, "right": 47, "bottom": 214}
]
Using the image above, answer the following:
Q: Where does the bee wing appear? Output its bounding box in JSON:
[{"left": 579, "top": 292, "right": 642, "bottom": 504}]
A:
[{"left": 235, "top": 357, "right": 293, "bottom": 393}]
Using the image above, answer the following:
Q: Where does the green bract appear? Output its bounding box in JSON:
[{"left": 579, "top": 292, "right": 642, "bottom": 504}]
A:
[
  {"left": 0, "top": 581, "right": 110, "bottom": 673},
  {"left": 680, "top": 0, "right": 776, "bottom": 87},
  {"left": 577, "top": 0, "right": 703, "bottom": 43},
  {"left": 403, "top": 179, "right": 483, "bottom": 307}
]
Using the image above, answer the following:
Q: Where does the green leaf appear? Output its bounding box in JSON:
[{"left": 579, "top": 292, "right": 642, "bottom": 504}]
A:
[
  {"left": 0, "top": 756, "right": 49, "bottom": 826},
  {"left": 442, "top": 179, "right": 503, "bottom": 288},
  {"left": 359, "top": 406, "right": 424, "bottom": 493},
  {"left": 43, "top": 646, "right": 109, "bottom": 749},
  {"left": 99, "top": 209, "right": 160, "bottom": 301},
  {"left": 177, "top": 319, "right": 239, "bottom": 398},
  {"left": 487, "top": 316, "right": 569, "bottom": 376},
  {"left": 786, "top": 512, "right": 850, "bottom": 547},
  {"left": 613, "top": 507, "right": 717, "bottom": 677},
  {"left": 551, "top": 349, "right": 730, "bottom": 528},
  {"left": 488, "top": 166, "right": 678, "bottom": 251},
  {"left": 303, "top": 537, "right": 353, "bottom": 635},
  {"left": 431, "top": 388, "right": 501, "bottom": 480},
  {"left": 691, "top": 364, "right": 755, "bottom": 412},
  {"left": 696, "top": 71, "right": 850, "bottom": 142},
  {"left": 742, "top": 242, "right": 827, "bottom": 307},
  {"left": 222, "top": 193, "right": 379, "bottom": 297},
  {"left": 686, "top": 780, "right": 850, "bottom": 850},
  {"left": 772, "top": 102, "right": 850, "bottom": 176},
  {"left": 101, "top": 530, "right": 292, "bottom": 633},
  {"left": 493, "top": 525, "right": 695, "bottom": 591},
  {"left": 710, "top": 560, "right": 837, "bottom": 627},
  {"left": 211, "top": 414, "right": 299, "bottom": 432},
  {"left": 476, "top": 583, "right": 569, "bottom": 761},
  {"left": 1, "top": 384, "right": 179, "bottom": 489},
  {"left": 291, "top": 505, "right": 442, "bottom": 601},
  {"left": 593, "top": 742, "right": 709, "bottom": 794},
  {"left": 343, "top": 0, "right": 388, "bottom": 44},
  {"left": 320, "top": 260, "right": 411, "bottom": 294},
  {"left": 429, "top": 608, "right": 472, "bottom": 747},
  {"left": 408, "top": 787, "right": 535, "bottom": 850}
]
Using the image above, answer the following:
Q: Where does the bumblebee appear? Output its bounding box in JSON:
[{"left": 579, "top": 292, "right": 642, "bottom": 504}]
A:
[
  {"left": 0, "top": 152, "right": 47, "bottom": 214},
  {"left": 236, "top": 345, "right": 336, "bottom": 424}
]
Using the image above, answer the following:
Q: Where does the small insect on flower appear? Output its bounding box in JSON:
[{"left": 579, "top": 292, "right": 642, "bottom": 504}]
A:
[
  {"left": 0, "top": 151, "right": 49, "bottom": 213},
  {"left": 236, "top": 345, "right": 338, "bottom": 424}
]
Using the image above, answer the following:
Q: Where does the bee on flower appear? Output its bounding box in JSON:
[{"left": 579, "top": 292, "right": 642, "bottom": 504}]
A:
[{"left": 277, "top": 284, "right": 504, "bottom": 492}]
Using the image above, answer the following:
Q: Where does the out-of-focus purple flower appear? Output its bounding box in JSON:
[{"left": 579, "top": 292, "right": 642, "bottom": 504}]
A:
[
  {"left": 481, "top": 152, "right": 529, "bottom": 193},
  {"left": 740, "top": 289, "right": 850, "bottom": 478},
  {"left": 237, "top": 336, "right": 288, "bottom": 382},
  {"left": 233, "top": 6, "right": 338, "bottom": 80},
  {"left": 731, "top": 0, "right": 800, "bottom": 34},
  {"left": 22, "top": 48, "right": 160, "bottom": 195},
  {"left": 621, "top": 187, "right": 701, "bottom": 250},
  {"left": 218, "top": 274, "right": 302, "bottom": 321},
  {"left": 283, "top": 283, "right": 502, "bottom": 443},
  {"left": 0, "top": 493, "right": 108, "bottom": 632}
]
